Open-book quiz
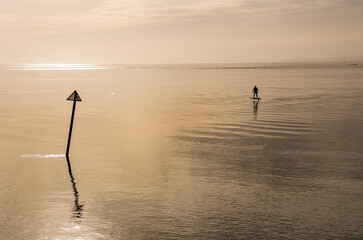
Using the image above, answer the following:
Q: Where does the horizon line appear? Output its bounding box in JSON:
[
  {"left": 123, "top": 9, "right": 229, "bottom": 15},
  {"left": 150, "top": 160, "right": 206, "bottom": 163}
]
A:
[{"left": 1, "top": 58, "right": 361, "bottom": 66}]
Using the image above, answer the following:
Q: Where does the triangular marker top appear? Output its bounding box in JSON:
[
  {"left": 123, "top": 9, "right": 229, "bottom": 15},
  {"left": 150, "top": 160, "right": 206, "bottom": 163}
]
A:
[{"left": 67, "top": 90, "right": 82, "bottom": 102}]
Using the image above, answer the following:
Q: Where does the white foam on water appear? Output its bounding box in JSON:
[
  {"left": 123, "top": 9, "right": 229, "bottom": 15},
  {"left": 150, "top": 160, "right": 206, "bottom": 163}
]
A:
[{"left": 21, "top": 154, "right": 65, "bottom": 158}]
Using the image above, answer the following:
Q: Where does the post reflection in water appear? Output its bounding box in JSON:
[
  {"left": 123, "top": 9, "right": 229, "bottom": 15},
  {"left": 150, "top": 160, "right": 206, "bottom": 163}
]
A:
[{"left": 65, "top": 155, "right": 83, "bottom": 221}]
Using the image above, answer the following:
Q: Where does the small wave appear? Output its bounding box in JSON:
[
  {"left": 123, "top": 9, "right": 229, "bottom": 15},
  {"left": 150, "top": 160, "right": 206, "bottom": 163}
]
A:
[{"left": 21, "top": 154, "right": 65, "bottom": 158}]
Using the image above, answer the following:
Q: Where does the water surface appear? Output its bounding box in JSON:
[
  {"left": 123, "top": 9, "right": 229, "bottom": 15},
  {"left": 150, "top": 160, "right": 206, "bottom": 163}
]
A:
[{"left": 0, "top": 62, "right": 362, "bottom": 239}]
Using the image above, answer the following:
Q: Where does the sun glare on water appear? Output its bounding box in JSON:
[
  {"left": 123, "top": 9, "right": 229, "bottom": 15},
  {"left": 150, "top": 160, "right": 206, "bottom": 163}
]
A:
[{"left": 1, "top": 64, "right": 114, "bottom": 70}]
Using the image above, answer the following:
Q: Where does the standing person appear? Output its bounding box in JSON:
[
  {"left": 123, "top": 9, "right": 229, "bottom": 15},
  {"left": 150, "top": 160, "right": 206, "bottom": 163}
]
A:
[{"left": 252, "top": 86, "right": 259, "bottom": 98}]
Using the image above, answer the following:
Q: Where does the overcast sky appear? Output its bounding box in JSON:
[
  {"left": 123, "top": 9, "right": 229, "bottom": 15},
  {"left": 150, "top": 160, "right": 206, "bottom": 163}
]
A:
[{"left": 0, "top": 0, "right": 362, "bottom": 64}]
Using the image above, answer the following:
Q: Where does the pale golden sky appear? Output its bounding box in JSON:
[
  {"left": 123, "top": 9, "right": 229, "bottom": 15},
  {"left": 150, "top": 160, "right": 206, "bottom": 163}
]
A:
[{"left": 0, "top": 0, "right": 362, "bottom": 64}]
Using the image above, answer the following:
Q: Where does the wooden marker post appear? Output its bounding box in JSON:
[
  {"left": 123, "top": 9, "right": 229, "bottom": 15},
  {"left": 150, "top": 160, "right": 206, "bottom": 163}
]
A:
[{"left": 66, "top": 90, "right": 82, "bottom": 157}]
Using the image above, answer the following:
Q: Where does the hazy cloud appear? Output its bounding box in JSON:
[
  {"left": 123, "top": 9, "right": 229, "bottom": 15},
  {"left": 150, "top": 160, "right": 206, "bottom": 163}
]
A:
[{"left": 0, "top": 0, "right": 362, "bottom": 63}]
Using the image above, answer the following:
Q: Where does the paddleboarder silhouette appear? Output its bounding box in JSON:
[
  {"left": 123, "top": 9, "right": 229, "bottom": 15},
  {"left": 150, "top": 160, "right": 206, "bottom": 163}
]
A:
[{"left": 252, "top": 86, "right": 259, "bottom": 98}]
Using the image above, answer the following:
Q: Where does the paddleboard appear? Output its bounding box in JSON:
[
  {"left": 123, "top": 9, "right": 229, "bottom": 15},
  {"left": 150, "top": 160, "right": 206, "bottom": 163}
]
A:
[{"left": 250, "top": 97, "right": 261, "bottom": 101}]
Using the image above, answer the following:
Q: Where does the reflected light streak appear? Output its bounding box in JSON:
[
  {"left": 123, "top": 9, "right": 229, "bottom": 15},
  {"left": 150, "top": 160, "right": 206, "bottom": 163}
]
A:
[{"left": 0, "top": 64, "right": 114, "bottom": 70}]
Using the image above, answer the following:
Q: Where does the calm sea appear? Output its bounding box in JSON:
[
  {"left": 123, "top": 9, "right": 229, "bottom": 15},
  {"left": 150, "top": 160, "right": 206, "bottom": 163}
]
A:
[{"left": 0, "top": 62, "right": 362, "bottom": 239}]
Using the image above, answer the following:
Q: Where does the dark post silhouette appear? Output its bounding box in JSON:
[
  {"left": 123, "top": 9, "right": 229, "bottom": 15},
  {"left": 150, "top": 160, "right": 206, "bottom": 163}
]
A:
[{"left": 66, "top": 90, "right": 82, "bottom": 157}]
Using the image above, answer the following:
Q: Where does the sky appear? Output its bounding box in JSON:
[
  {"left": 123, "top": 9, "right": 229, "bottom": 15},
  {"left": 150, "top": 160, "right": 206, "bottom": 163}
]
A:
[{"left": 0, "top": 0, "right": 362, "bottom": 64}]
